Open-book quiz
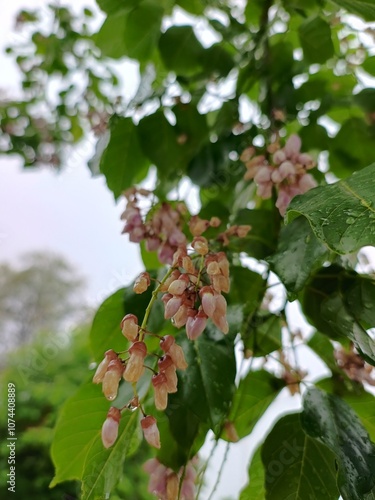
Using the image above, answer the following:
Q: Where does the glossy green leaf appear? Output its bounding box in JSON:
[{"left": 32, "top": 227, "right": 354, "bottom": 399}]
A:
[
  {"left": 173, "top": 102, "right": 209, "bottom": 156},
  {"left": 96, "top": 0, "right": 138, "bottom": 15},
  {"left": 227, "top": 370, "right": 284, "bottom": 440},
  {"left": 123, "top": 2, "right": 164, "bottom": 62},
  {"left": 302, "top": 387, "right": 375, "bottom": 500},
  {"left": 138, "top": 110, "right": 187, "bottom": 176},
  {"left": 321, "top": 293, "right": 375, "bottom": 365},
  {"left": 177, "top": 331, "right": 236, "bottom": 434},
  {"left": 240, "top": 447, "right": 266, "bottom": 500},
  {"left": 363, "top": 56, "right": 375, "bottom": 76},
  {"left": 307, "top": 332, "right": 338, "bottom": 374},
  {"left": 231, "top": 208, "right": 279, "bottom": 260},
  {"left": 268, "top": 216, "right": 329, "bottom": 296},
  {"left": 262, "top": 412, "right": 339, "bottom": 500},
  {"left": 95, "top": 12, "right": 128, "bottom": 59},
  {"left": 331, "top": 0, "right": 375, "bottom": 21},
  {"left": 95, "top": 2, "right": 163, "bottom": 61},
  {"left": 243, "top": 313, "right": 283, "bottom": 356},
  {"left": 81, "top": 411, "right": 139, "bottom": 499},
  {"left": 302, "top": 266, "right": 375, "bottom": 364},
  {"left": 298, "top": 16, "right": 334, "bottom": 64},
  {"left": 344, "top": 390, "right": 375, "bottom": 442},
  {"left": 158, "top": 26, "right": 204, "bottom": 76},
  {"left": 286, "top": 163, "right": 375, "bottom": 254},
  {"left": 90, "top": 285, "right": 153, "bottom": 361},
  {"left": 329, "top": 119, "right": 375, "bottom": 177},
  {"left": 99, "top": 117, "right": 149, "bottom": 198}
]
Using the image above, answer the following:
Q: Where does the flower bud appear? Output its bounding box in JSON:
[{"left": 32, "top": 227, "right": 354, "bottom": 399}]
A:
[
  {"left": 186, "top": 309, "right": 207, "bottom": 340},
  {"left": 164, "top": 296, "right": 183, "bottom": 319},
  {"left": 121, "top": 314, "right": 139, "bottom": 342},
  {"left": 173, "top": 304, "right": 188, "bottom": 328},
  {"left": 160, "top": 336, "right": 188, "bottom": 370},
  {"left": 146, "top": 236, "right": 161, "bottom": 251},
  {"left": 211, "top": 274, "right": 230, "bottom": 293},
  {"left": 160, "top": 270, "right": 181, "bottom": 292},
  {"left": 102, "top": 358, "right": 124, "bottom": 400},
  {"left": 236, "top": 225, "right": 251, "bottom": 238},
  {"left": 152, "top": 373, "right": 169, "bottom": 410},
  {"left": 101, "top": 407, "right": 121, "bottom": 448},
  {"left": 206, "top": 260, "right": 221, "bottom": 276},
  {"left": 209, "top": 216, "right": 221, "bottom": 227},
  {"left": 189, "top": 215, "right": 210, "bottom": 236},
  {"left": 182, "top": 255, "right": 196, "bottom": 275},
  {"left": 93, "top": 349, "right": 117, "bottom": 384},
  {"left": 133, "top": 272, "right": 151, "bottom": 294},
  {"left": 124, "top": 342, "right": 147, "bottom": 383},
  {"left": 158, "top": 355, "right": 178, "bottom": 393},
  {"left": 200, "top": 286, "right": 215, "bottom": 318},
  {"left": 192, "top": 236, "right": 208, "bottom": 256},
  {"left": 141, "top": 415, "right": 161, "bottom": 449},
  {"left": 166, "top": 472, "right": 179, "bottom": 500},
  {"left": 212, "top": 309, "right": 229, "bottom": 334},
  {"left": 217, "top": 252, "right": 229, "bottom": 278},
  {"left": 168, "top": 274, "right": 190, "bottom": 295}
]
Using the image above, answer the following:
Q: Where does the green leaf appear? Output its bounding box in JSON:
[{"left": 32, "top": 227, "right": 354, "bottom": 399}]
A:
[
  {"left": 344, "top": 389, "right": 375, "bottom": 442},
  {"left": 231, "top": 208, "right": 279, "bottom": 260},
  {"left": 137, "top": 110, "right": 187, "bottom": 176},
  {"left": 90, "top": 285, "right": 153, "bottom": 362},
  {"left": 123, "top": 1, "right": 164, "bottom": 62},
  {"left": 262, "top": 412, "right": 339, "bottom": 500},
  {"left": 302, "top": 266, "right": 375, "bottom": 364},
  {"left": 99, "top": 117, "right": 149, "bottom": 198},
  {"left": 96, "top": 0, "right": 138, "bottom": 15},
  {"left": 268, "top": 216, "right": 329, "bottom": 297},
  {"left": 158, "top": 26, "right": 204, "bottom": 76},
  {"left": 298, "top": 16, "right": 334, "bottom": 64},
  {"left": 363, "top": 56, "right": 375, "bottom": 76},
  {"left": 177, "top": 332, "right": 236, "bottom": 434},
  {"left": 240, "top": 447, "right": 266, "bottom": 500},
  {"left": 95, "top": 12, "right": 128, "bottom": 59},
  {"left": 81, "top": 411, "right": 139, "bottom": 499},
  {"left": 51, "top": 381, "right": 139, "bottom": 495},
  {"left": 321, "top": 293, "right": 375, "bottom": 365},
  {"left": 200, "top": 43, "right": 234, "bottom": 78},
  {"left": 243, "top": 313, "right": 283, "bottom": 356},
  {"left": 307, "top": 332, "right": 338, "bottom": 374},
  {"left": 140, "top": 240, "right": 163, "bottom": 270},
  {"left": 286, "top": 163, "right": 375, "bottom": 254},
  {"left": 227, "top": 370, "right": 284, "bottom": 440},
  {"left": 302, "top": 387, "right": 375, "bottom": 500},
  {"left": 329, "top": 118, "right": 375, "bottom": 177},
  {"left": 173, "top": 102, "right": 209, "bottom": 156},
  {"left": 331, "top": 0, "right": 375, "bottom": 21}
]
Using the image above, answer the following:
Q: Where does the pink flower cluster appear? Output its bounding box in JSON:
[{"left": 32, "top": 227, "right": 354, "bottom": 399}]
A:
[
  {"left": 161, "top": 245, "right": 230, "bottom": 338},
  {"left": 144, "top": 457, "right": 197, "bottom": 500},
  {"left": 120, "top": 188, "right": 187, "bottom": 264},
  {"left": 241, "top": 134, "right": 317, "bottom": 215}
]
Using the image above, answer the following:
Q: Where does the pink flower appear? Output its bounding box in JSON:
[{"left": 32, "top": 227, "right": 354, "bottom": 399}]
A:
[
  {"left": 101, "top": 407, "right": 121, "bottom": 448},
  {"left": 284, "top": 134, "right": 301, "bottom": 159},
  {"left": 141, "top": 415, "right": 161, "bottom": 449},
  {"left": 123, "top": 341, "right": 147, "bottom": 383},
  {"left": 121, "top": 314, "right": 139, "bottom": 342}
]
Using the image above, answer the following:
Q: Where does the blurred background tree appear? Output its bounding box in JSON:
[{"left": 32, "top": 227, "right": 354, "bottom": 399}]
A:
[
  {"left": 0, "top": 252, "right": 87, "bottom": 350},
  {"left": 0, "top": 325, "right": 154, "bottom": 499}
]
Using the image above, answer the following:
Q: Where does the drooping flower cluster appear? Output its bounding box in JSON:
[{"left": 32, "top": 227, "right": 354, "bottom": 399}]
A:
[
  {"left": 161, "top": 245, "right": 230, "bottom": 338},
  {"left": 241, "top": 134, "right": 317, "bottom": 215},
  {"left": 143, "top": 457, "right": 197, "bottom": 500},
  {"left": 94, "top": 205, "right": 252, "bottom": 499},
  {"left": 120, "top": 188, "right": 187, "bottom": 264},
  {"left": 93, "top": 309, "right": 188, "bottom": 450}
]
